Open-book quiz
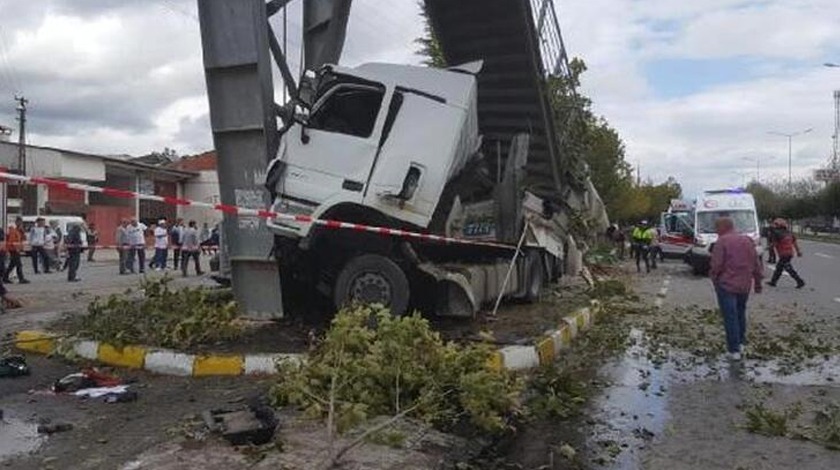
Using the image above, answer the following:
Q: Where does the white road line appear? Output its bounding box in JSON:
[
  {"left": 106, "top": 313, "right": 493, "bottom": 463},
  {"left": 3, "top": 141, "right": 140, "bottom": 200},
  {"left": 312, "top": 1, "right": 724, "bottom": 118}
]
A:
[
  {"left": 814, "top": 252, "right": 834, "bottom": 259},
  {"left": 766, "top": 265, "right": 789, "bottom": 276}
]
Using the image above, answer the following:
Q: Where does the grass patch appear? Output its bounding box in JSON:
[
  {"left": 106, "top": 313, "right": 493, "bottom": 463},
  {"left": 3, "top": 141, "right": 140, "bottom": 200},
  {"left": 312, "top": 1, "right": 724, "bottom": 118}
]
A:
[{"left": 69, "top": 276, "right": 241, "bottom": 349}]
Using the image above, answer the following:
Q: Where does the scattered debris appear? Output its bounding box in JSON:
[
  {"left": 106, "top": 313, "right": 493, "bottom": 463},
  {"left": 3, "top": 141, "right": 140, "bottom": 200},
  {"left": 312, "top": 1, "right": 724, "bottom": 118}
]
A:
[
  {"left": 52, "top": 368, "right": 121, "bottom": 393},
  {"left": 0, "top": 355, "right": 29, "bottom": 378},
  {"left": 36, "top": 423, "right": 74, "bottom": 435},
  {"left": 203, "top": 404, "right": 278, "bottom": 446}
]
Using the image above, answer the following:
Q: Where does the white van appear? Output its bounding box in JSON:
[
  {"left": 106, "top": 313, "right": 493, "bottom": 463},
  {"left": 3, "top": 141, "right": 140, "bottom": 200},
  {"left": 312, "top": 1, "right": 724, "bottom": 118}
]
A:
[
  {"left": 686, "top": 190, "right": 762, "bottom": 276},
  {"left": 20, "top": 216, "right": 89, "bottom": 255}
]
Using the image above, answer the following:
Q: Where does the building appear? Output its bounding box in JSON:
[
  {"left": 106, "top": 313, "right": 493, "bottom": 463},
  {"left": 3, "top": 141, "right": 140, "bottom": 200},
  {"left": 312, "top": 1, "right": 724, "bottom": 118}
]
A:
[
  {"left": 168, "top": 150, "right": 222, "bottom": 228},
  {"left": 0, "top": 141, "right": 197, "bottom": 246}
]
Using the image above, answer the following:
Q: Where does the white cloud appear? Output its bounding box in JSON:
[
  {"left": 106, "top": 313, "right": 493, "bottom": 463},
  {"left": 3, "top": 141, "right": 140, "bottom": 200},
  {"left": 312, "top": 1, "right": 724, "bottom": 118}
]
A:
[
  {"left": 1, "top": 0, "right": 839, "bottom": 204},
  {"left": 560, "top": 0, "right": 840, "bottom": 198}
]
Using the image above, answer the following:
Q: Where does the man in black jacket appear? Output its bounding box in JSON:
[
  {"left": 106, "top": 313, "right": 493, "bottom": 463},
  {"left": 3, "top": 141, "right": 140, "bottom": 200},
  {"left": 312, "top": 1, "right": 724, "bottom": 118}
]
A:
[{"left": 66, "top": 224, "right": 83, "bottom": 282}]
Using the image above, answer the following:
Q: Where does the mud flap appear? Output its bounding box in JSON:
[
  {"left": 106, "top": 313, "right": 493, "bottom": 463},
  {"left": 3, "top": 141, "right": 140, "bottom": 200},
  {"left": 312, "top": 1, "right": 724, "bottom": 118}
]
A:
[{"left": 417, "top": 263, "right": 478, "bottom": 318}]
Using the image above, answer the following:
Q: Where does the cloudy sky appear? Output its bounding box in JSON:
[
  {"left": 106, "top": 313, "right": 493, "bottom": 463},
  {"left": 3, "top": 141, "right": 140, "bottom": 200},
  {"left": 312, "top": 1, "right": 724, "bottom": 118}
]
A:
[{"left": 0, "top": 0, "right": 839, "bottom": 197}]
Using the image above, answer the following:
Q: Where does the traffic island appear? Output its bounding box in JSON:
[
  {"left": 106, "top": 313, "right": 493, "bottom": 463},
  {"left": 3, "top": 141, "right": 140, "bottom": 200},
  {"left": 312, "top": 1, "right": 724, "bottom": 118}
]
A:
[{"left": 13, "top": 301, "right": 601, "bottom": 377}]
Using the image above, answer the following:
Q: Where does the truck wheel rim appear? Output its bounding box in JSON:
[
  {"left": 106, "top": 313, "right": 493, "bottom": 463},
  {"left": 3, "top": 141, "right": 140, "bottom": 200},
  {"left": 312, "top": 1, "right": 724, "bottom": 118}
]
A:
[{"left": 350, "top": 272, "right": 392, "bottom": 305}]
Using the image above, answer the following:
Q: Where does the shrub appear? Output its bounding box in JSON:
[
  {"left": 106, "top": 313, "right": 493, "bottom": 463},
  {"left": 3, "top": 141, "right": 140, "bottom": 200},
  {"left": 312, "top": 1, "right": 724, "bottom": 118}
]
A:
[
  {"left": 270, "top": 305, "right": 521, "bottom": 435},
  {"left": 74, "top": 277, "right": 240, "bottom": 349}
]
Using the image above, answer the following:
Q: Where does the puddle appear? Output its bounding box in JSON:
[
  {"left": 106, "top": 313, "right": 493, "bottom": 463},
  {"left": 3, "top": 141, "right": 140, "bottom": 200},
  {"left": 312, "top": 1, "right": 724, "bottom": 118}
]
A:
[
  {"left": 586, "top": 329, "right": 673, "bottom": 468},
  {"left": 746, "top": 355, "right": 840, "bottom": 386},
  {"left": 583, "top": 329, "right": 840, "bottom": 468},
  {"left": 0, "top": 410, "right": 46, "bottom": 462}
]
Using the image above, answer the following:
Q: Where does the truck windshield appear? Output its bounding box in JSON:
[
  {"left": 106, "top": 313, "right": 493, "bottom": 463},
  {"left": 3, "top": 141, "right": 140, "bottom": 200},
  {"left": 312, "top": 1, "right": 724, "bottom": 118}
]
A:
[
  {"left": 696, "top": 210, "right": 756, "bottom": 234},
  {"left": 308, "top": 83, "right": 385, "bottom": 138}
]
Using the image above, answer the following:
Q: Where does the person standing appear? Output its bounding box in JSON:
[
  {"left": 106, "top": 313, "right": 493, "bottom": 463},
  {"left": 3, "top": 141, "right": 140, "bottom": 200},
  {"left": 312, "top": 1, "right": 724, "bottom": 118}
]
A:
[
  {"left": 171, "top": 218, "right": 184, "bottom": 268},
  {"left": 180, "top": 220, "right": 203, "bottom": 277},
  {"left": 45, "top": 222, "right": 60, "bottom": 272},
  {"left": 126, "top": 218, "right": 147, "bottom": 274},
  {"left": 151, "top": 220, "right": 169, "bottom": 270},
  {"left": 631, "top": 220, "right": 654, "bottom": 273},
  {"left": 65, "top": 224, "right": 82, "bottom": 282},
  {"left": 116, "top": 219, "right": 130, "bottom": 274},
  {"left": 86, "top": 223, "right": 99, "bottom": 262},
  {"left": 709, "top": 217, "right": 763, "bottom": 360},
  {"left": 4, "top": 219, "right": 28, "bottom": 284},
  {"left": 0, "top": 225, "right": 7, "bottom": 282},
  {"left": 767, "top": 219, "right": 805, "bottom": 288},
  {"left": 646, "top": 224, "right": 660, "bottom": 269},
  {"left": 199, "top": 222, "right": 211, "bottom": 255},
  {"left": 29, "top": 218, "right": 49, "bottom": 274}
]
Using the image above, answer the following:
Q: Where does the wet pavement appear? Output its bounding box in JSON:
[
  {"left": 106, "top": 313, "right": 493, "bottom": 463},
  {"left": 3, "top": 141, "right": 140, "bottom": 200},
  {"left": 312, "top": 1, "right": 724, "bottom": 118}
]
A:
[
  {"left": 574, "top": 243, "right": 840, "bottom": 470},
  {"left": 0, "top": 410, "right": 45, "bottom": 462}
]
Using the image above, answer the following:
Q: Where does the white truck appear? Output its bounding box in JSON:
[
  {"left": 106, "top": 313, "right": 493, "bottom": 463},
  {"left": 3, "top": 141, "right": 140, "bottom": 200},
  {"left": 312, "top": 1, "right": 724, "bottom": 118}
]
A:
[
  {"left": 686, "top": 190, "right": 762, "bottom": 276},
  {"left": 198, "top": 0, "right": 608, "bottom": 317},
  {"left": 264, "top": 61, "right": 606, "bottom": 316}
]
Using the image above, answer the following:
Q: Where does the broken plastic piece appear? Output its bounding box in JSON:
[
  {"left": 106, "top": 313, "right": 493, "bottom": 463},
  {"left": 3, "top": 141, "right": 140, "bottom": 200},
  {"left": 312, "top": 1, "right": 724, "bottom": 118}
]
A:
[{"left": 0, "top": 355, "right": 29, "bottom": 378}]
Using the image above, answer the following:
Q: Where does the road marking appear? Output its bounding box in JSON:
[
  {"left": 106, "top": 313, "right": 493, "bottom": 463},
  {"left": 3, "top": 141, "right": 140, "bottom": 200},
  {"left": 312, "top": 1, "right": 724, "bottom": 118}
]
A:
[
  {"left": 766, "top": 265, "right": 789, "bottom": 276},
  {"left": 814, "top": 252, "right": 834, "bottom": 259}
]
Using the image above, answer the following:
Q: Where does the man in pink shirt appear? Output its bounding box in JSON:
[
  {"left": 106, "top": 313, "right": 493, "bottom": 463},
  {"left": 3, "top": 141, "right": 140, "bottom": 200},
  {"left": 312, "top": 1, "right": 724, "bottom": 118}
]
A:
[{"left": 709, "top": 217, "right": 763, "bottom": 360}]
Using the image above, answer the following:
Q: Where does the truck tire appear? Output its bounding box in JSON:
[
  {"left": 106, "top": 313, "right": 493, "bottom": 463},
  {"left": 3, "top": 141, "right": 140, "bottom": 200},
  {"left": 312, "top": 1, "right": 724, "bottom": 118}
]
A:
[
  {"left": 333, "top": 254, "right": 410, "bottom": 316},
  {"left": 524, "top": 251, "right": 544, "bottom": 303}
]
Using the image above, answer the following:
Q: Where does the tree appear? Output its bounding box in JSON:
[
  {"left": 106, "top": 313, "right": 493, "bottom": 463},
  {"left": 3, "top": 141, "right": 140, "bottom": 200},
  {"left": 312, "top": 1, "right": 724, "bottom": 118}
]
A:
[
  {"left": 415, "top": 2, "right": 446, "bottom": 67},
  {"left": 822, "top": 182, "right": 840, "bottom": 218}
]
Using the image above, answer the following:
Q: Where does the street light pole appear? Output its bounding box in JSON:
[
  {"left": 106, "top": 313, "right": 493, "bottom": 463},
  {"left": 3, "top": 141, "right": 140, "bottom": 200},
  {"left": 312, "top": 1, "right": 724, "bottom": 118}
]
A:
[
  {"left": 768, "top": 128, "right": 812, "bottom": 191},
  {"left": 742, "top": 155, "right": 774, "bottom": 183}
]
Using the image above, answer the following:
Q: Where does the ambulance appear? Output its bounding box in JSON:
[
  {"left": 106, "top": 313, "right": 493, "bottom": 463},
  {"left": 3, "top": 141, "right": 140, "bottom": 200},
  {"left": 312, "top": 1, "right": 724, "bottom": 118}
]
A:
[
  {"left": 686, "top": 189, "right": 762, "bottom": 276},
  {"left": 659, "top": 199, "right": 694, "bottom": 259}
]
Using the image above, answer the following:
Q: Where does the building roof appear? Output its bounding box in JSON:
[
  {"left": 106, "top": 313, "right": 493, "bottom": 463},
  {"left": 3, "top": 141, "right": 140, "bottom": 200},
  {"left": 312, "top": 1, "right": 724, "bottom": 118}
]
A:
[
  {"left": 170, "top": 150, "right": 217, "bottom": 171},
  {"left": 0, "top": 141, "right": 197, "bottom": 179}
]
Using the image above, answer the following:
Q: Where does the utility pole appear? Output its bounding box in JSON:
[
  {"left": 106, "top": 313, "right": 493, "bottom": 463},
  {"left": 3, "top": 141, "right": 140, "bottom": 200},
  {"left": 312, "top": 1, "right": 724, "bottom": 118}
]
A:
[{"left": 15, "top": 95, "right": 28, "bottom": 215}]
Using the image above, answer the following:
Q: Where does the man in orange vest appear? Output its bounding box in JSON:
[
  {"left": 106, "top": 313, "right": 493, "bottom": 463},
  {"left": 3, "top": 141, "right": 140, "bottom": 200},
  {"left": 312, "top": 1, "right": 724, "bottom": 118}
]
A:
[{"left": 3, "top": 218, "right": 29, "bottom": 284}]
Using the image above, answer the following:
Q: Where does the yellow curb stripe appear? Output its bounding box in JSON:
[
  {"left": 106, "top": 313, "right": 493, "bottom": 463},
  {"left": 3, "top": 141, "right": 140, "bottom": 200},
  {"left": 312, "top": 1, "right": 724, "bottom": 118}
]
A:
[
  {"left": 536, "top": 337, "right": 555, "bottom": 365},
  {"left": 575, "top": 312, "right": 587, "bottom": 330},
  {"left": 558, "top": 324, "right": 572, "bottom": 347},
  {"left": 98, "top": 344, "right": 147, "bottom": 369},
  {"left": 193, "top": 355, "right": 244, "bottom": 376},
  {"left": 15, "top": 331, "right": 57, "bottom": 355},
  {"left": 486, "top": 351, "right": 503, "bottom": 373}
]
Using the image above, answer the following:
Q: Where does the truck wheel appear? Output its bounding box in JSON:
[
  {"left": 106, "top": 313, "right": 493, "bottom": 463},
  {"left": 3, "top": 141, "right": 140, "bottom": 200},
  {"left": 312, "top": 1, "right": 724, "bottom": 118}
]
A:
[
  {"left": 524, "top": 251, "right": 544, "bottom": 303},
  {"left": 333, "top": 254, "right": 410, "bottom": 316}
]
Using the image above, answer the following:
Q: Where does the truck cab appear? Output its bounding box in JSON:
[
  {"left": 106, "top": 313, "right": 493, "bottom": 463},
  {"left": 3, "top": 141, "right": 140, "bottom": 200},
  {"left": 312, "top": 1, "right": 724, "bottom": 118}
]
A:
[{"left": 265, "top": 62, "right": 482, "bottom": 240}]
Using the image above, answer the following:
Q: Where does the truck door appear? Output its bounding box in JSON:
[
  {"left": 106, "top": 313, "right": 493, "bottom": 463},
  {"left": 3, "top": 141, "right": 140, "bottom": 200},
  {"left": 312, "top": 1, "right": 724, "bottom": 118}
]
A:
[
  {"left": 363, "top": 89, "right": 465, "bottom": 227},
  {"left": 282, "top": 82, "right": 386, "bottom": 205}
]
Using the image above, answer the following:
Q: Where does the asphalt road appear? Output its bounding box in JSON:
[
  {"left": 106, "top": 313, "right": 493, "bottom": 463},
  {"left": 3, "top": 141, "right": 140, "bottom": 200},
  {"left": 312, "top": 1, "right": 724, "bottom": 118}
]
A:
[{"left": 600, "top": 239, "right": 840, "bottom": 470}]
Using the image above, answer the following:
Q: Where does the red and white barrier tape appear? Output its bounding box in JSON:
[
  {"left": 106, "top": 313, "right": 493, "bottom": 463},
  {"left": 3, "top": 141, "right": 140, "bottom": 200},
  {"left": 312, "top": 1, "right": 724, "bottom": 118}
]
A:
[{"left": 0, "top": 172, "right": 515, "bottom": 251}]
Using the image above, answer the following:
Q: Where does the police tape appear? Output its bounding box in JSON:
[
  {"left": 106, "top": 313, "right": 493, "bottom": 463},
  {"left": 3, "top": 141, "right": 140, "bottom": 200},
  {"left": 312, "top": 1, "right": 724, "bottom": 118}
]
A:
[{"left": 0, "top": 171, "right": 515, "bottom": 251}]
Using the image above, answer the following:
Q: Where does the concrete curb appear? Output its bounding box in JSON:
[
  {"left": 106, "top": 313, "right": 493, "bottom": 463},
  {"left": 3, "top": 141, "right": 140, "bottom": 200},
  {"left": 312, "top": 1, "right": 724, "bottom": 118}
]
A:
[
  {"left": 13, "top": 331, "right": 303, "bottom": 377},
  {"left": 487, "top": 300, "right": 601, "bottom": 372},
  {"left": 14, "top": 302, "right": 601, "bottom": 376}
]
